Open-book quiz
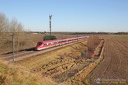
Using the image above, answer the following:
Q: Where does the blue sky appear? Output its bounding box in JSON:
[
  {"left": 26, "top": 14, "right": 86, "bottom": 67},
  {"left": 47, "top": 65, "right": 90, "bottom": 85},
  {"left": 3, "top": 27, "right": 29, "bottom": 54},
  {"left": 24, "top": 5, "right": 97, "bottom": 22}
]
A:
[{"left": 0, "top": 0, "right": 128, "bottom": 32}]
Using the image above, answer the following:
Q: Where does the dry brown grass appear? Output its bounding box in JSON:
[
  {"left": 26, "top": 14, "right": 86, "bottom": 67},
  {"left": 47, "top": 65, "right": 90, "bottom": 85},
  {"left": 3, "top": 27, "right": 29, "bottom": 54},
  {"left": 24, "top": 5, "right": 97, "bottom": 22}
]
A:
[
  {"left": 93, "top": 40, "right": 104, "bottom": 58},
  {"left": 62, "top": 47, "right": 104, "bottom": 85},
  {"left": 0, "top": 60, "right": 56, "bottom": 85},
  {"left": 59, "top": 40, "right": 104, "bottom": 85}
]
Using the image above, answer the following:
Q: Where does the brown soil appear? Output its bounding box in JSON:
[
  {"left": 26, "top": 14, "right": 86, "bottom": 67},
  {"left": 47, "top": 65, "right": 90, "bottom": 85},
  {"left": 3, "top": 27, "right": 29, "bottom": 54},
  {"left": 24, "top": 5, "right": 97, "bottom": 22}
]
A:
[{"left": 84, "top": 35, "right": 128, "bottom": 85}]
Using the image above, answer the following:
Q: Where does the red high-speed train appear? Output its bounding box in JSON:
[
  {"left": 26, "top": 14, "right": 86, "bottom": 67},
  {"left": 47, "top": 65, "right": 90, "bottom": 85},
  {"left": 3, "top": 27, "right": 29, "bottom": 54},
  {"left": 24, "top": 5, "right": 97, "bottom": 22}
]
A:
[{"left": 35, "top": 36, "right": 89, "bottom": 50}]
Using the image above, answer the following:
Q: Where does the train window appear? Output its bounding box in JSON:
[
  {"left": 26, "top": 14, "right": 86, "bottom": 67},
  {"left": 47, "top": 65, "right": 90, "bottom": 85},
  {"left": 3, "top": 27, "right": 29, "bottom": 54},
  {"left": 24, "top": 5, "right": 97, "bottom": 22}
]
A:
[
  {"left": 37, "top": 42, "right": 42, "bottom": 46},
  {"left": 48, "top": 42, "right": 52, "bottom": 45}
]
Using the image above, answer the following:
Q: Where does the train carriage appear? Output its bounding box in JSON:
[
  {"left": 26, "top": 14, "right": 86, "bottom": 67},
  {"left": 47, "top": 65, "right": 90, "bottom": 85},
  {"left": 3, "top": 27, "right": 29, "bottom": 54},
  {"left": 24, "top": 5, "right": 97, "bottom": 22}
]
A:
[{"left": 35, "top": 36, "right": 89, "bottom": 50}]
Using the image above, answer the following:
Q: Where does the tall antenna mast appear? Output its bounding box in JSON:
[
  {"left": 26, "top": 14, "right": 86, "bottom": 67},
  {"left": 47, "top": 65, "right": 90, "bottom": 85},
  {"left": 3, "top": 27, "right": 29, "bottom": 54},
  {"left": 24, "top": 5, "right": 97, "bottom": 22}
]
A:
[{"left": 49, "top": 15, "right": 52, "bottom": 39}]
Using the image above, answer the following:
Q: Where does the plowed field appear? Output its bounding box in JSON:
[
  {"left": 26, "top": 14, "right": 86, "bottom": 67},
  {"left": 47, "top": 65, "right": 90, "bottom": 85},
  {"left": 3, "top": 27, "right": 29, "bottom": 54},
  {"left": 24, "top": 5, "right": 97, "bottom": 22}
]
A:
[{"left": 85, "top": 35, "right": 128, "bottom": 85}]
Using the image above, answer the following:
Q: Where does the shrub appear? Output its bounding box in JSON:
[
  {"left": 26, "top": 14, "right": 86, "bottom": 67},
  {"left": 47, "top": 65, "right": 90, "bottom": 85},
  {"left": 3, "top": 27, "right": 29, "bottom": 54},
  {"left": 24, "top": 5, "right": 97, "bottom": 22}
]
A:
[
  {"left": 87, "top": 36, "right": 100, "bottom": 52},
  {"left": 43, "top": 35, "right": 57, "bottom": 40}
]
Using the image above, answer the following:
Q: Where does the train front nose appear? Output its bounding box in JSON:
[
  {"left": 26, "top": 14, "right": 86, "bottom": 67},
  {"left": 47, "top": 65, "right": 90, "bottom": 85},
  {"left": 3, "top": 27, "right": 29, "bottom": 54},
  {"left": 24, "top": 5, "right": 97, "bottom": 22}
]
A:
[
  {"left": 35, "top": 46, "right": 39, "bottom": 50},
  {"left": 35, "top": 45, "right": 42, "bottom": 50},
  {"left": 35, "top": 42, "right": 43, "bottom": 50}
]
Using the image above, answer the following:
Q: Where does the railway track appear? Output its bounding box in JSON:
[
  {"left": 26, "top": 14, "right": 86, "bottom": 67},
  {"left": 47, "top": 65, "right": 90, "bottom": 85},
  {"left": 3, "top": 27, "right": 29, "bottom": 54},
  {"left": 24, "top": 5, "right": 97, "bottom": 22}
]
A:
[{"left": 0, "top": 41, "right": 84, "bottom": 62}]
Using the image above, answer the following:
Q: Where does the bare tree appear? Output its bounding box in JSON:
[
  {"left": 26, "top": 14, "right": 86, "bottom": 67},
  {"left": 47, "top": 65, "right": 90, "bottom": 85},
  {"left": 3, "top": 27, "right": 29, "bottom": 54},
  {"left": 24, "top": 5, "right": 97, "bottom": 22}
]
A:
[
  {"left": 87, "top": 36, "right": 101, "bottom": 57},
  {"left": 0, "top": 13, "right": 6, "bottom": 32},
  {"left": 0, "top": 13, "right": 10, "bottom": 48},
  {"left": 17, "top": 23, "right": 24, "bottom": 50},
  {"left": 0, "top": 13, "right": 9, "bottom": 36},
  {"left": 0, "top": 12, "right": 25, "bottom": 52},
  {"left": 10, "top": 18, "right": 25, "bottom": 51},
  {"left": 9, "top": 18, "right": 18, "bottom": 32}
]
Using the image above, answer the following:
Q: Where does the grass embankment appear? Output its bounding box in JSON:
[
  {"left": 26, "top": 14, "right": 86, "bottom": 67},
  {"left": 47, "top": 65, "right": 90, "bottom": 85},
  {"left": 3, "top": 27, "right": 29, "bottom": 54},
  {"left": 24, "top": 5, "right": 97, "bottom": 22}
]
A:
[{"left": 0, "top": 60, "right": 56, "bottom": 85}]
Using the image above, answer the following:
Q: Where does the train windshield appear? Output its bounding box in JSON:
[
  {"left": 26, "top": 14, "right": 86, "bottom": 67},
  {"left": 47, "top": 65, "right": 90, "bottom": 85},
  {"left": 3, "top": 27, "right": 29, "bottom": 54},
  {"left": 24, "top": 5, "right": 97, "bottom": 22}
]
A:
[{"left": 37, "top": 42, "right": 42, "bottom": 46}]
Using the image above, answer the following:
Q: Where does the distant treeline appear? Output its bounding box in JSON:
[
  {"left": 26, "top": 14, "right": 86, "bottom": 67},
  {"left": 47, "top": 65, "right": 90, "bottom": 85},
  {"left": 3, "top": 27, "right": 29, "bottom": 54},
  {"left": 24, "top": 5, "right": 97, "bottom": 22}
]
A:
[
  {"left": 114, "top": 32, "right": 128, "bottom": 35},
  {"left": 25, "top": 31, "right": 128, "bottom": 35}
]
